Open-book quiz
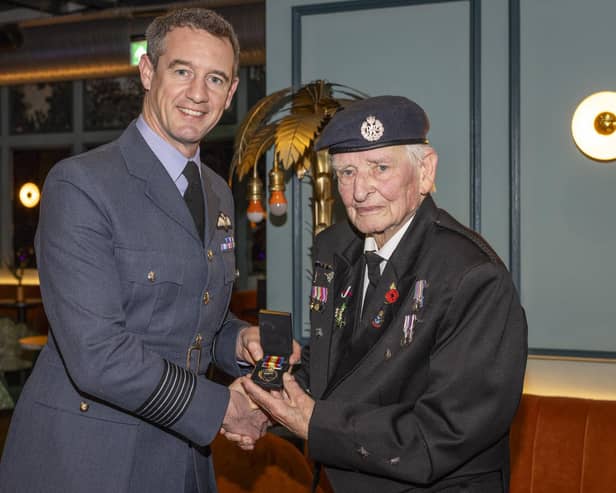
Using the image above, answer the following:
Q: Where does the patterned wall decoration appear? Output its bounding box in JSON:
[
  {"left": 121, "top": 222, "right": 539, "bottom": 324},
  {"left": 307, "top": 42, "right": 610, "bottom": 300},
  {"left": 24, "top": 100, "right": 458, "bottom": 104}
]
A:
[
  {"left": 83, "top": 76, "right": 143, "bottom": 131},
  {"left": 9, "top": 82, "right": 73, "bottom": 134}
]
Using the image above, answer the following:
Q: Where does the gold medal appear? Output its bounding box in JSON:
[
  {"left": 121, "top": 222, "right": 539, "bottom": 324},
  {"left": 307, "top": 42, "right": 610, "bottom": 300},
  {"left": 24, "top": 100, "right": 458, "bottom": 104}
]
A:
[{"left": 258, "top": 368, "right": 278, "bottom": 383}]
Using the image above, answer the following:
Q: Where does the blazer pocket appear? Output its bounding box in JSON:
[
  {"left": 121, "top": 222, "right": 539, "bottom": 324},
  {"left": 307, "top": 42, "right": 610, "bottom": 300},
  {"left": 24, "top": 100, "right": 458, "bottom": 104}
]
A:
[
  {"left": 221, "top": 248, "right": 237, "bottom": 284},
  {"left": 30, "top": 400, "right": 138, "bottom": 493},
  {"left": 23, "top": 363, "right": 139, "bottom": 492},
  {"left": 211, "top": 229, "right": 237, "bottom": 284},
  {"left": 114, "top": 248, "right": 185, "bottom": 334}
]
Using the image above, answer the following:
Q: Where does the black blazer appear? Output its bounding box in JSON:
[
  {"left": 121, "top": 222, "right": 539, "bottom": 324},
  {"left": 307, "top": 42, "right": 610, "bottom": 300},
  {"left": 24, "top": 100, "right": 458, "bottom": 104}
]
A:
[{"left": 297, "top": 196, "right": 528, "bottom": 493}]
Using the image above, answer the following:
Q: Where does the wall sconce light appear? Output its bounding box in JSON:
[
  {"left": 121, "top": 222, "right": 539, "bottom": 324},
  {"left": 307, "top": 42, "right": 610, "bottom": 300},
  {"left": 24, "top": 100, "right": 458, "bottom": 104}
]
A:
[
  {"left": 571, "top": 91, "right": 616, "bottom": 161},
  {"left": 19, "top": 182, "right": 40, "bottom": 208}
]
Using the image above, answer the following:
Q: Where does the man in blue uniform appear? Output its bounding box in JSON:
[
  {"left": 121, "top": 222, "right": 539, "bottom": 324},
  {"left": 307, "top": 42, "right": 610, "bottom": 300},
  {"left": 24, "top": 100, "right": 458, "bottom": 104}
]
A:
[
  {"left": 243, "top": 96, "right": 528, "bottom": 492},
  {"left": 0, "top": 8, "right": 280, "bottom": 493}
]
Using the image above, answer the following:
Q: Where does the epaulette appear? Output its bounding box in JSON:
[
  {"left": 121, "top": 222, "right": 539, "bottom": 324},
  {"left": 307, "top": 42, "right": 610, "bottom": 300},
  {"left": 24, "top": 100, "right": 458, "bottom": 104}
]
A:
[{"left": 434, "top": 211, "right": 504, "bottom": 266}]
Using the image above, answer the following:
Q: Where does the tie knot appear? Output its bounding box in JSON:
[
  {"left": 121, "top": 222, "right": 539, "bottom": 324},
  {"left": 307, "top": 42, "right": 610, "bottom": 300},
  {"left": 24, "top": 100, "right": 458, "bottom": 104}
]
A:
[
  {"left": 364, "top": 251, "right": 383, "bottom": 287},
  {"left": 365, "top": 250, "right": 383, "bottom": 266},
  {"left": 183, "top": 161, "right": 201, "bottom": 184}
]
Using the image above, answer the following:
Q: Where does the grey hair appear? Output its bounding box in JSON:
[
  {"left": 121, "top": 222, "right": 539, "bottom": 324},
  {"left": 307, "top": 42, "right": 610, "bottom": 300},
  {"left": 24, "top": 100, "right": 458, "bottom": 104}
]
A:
[
  {"left": 145, "top": 8, "right": 240, "bottom": 76},
  {"left": 405, "top": 144, "right": 433, "bottom": 167},
  {"left": 406, "top": 144, "right": 436, "bottom": 193}
]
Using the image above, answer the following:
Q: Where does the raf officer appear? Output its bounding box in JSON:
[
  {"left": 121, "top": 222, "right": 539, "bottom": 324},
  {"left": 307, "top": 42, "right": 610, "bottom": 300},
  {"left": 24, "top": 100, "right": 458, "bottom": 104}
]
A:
[
  {"left": 0, "top": 8, "right": 289, "bottom": 493},
  {"left": 242, "top": 96, "right": 528, "bottom": 492}
]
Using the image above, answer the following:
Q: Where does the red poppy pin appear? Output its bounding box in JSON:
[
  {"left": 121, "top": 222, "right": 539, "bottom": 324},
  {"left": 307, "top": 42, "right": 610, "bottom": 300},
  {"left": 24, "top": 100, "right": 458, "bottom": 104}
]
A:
[{"left": 385, "top": 284, "right": 399, "bottom": 304}]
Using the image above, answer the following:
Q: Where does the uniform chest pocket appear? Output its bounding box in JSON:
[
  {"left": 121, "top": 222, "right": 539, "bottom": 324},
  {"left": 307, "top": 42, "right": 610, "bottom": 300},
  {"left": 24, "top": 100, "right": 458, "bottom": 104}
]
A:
[
  {"left": 221, "top": 249, "right": 237, "bottom": 284},
  {"left": 210, "top": 231, "right": 237, "bottom": 284},
  {"left": 114, "top": 248, "right": 185, "bottom": 334}
]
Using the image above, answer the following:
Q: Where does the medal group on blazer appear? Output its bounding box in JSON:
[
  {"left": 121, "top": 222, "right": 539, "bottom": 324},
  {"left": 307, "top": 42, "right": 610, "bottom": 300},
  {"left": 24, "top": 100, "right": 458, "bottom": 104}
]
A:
[
  {"left": 310, "top": 259, "right": 429, "bottom": 349},
  {"left": 216, "top": 212, "right": 235, "bottom": 252},
  {"left": 402, "top": 280, "right": 427, "bottom": 346}
]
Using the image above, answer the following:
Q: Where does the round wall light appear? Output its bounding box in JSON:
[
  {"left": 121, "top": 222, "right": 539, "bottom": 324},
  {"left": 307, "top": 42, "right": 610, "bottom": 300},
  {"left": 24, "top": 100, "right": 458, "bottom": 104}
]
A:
[
  {"left": 19, "top": 182, "right": 40, "bottom": 208},
  {"left": 571, "top": 91, "right": 616, "bottom": 161}
]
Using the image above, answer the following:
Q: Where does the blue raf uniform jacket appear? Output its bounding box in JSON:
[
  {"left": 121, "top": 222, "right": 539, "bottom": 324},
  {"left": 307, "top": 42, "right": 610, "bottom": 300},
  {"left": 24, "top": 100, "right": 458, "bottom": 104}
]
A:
[{"left": 0, "top": 121, "right": 246, "bottom": 493}]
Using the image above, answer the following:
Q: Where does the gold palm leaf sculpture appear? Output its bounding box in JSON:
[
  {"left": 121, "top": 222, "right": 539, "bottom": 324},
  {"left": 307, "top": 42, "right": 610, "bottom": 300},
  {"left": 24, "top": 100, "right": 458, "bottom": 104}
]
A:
[{"left": 229, "top": 80, "right": 367, "bottom": 234}]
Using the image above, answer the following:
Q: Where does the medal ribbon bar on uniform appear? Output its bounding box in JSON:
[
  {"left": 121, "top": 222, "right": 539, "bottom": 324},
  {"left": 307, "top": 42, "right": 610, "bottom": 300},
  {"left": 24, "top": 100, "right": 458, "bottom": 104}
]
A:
[
  {"left": 221, "top": 236, "right": 235, "bottom": 251},
  {"left": 310, "top": 285, "right": 328, "bottom": 303}
]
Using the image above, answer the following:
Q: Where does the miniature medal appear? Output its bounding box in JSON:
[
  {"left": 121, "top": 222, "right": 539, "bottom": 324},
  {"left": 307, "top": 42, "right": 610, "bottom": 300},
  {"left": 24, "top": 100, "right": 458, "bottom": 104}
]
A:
[
  {"left": 334, "top": 285, "right": 353, "bottom": 329},
  {"left": 400, "top": 280, "right": 428, "bottom": 347}
]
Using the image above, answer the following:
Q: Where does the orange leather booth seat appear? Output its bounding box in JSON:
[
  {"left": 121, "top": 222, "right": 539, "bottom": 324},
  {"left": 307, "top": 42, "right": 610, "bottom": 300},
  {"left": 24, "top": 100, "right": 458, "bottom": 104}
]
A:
[
  {"left": 212, "top": 432, "right": 331, "bottom": 493},
  {"left": 510, "top": 393, "right": 616, "bottom": 493}
]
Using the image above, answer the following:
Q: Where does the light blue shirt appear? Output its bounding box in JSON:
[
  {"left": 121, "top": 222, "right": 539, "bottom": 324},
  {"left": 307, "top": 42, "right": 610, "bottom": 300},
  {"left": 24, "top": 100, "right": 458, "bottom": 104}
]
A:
[{"left": 136, "top": 115, "right": 201, "bottom": 196}]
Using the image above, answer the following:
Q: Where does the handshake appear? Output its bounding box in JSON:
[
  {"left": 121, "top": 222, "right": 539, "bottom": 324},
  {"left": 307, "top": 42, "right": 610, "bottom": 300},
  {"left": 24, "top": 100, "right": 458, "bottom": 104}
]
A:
[{"left": 219, "top": 313, "right": 312, "bottom": 450}]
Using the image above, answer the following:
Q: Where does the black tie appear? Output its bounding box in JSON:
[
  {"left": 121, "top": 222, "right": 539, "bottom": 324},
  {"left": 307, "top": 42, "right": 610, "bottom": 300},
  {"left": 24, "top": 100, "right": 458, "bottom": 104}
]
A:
[
  {"left": 361, "top": 251, "right": 383, "bottom": 321},
  {"left": 182, "top": 161, "right": 205, "bottom": 242}
]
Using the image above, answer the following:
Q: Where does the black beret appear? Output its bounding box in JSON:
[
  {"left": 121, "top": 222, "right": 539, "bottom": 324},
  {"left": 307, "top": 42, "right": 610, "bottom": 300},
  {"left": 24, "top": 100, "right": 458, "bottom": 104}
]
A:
[{"left": 315, "top": 95, "right": 429, "bottom": 154}]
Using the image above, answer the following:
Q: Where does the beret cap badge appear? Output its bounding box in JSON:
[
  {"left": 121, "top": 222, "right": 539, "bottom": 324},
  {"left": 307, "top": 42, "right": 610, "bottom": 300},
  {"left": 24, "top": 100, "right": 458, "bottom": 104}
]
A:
[{"left": 360, "top": 115, "right": 384, "bottom": 142}]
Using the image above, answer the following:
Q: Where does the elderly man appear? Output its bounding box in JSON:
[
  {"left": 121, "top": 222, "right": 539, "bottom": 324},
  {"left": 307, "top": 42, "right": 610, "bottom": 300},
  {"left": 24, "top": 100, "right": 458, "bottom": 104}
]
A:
[{"left": 243, "top": 96, "right": 528, "bottom": 492}]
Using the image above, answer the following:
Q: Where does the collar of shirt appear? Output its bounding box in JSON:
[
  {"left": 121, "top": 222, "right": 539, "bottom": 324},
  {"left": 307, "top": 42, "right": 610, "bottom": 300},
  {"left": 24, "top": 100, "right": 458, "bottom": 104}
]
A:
[
  {"left": 363, "top": 215, "right": 415, "bottom": 271},
  {"left": 136, "top": 115, "right": 201, "bottom": 195},
  {"left": 360, "top": 215, "right": 414, "bottom": 309}
]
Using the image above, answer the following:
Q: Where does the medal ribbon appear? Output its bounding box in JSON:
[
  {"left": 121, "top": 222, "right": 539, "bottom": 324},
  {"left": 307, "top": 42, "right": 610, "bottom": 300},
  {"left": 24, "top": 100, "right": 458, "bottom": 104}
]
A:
[{"left": 263, "top": 355, "right": 286, "bottom": 370}]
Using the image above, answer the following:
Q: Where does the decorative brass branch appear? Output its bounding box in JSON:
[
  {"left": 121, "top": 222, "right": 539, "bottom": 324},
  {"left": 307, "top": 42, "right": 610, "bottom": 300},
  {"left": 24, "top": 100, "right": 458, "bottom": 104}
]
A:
[{"left": 229, "top": 80, "right": 367, "bottom": 234}]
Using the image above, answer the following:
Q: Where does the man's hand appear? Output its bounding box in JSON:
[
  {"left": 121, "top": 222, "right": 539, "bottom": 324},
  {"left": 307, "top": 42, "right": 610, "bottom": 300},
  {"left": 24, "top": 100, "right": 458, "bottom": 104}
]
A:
[
  {"left": 221, "top": 388, "right": 270, "bottom": 450},
  {"left": 235, "top": 325, "right": 303, "bottom": 365},
  {"left": 235, "top": 325, "right": 263, "bottom": 365},
  {"left": 228, "top": 376, "right": 258, "bottom": 410},
  {"left": 242, "top": 373, "right": 314, "bottom": 440}
]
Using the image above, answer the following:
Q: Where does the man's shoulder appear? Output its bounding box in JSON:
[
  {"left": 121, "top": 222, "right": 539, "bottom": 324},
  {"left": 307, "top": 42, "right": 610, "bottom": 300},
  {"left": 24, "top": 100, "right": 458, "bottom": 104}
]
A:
[
  {"left": 47, "top": 138, "right": 123, "bottom": 183},
  {"left": 315, "top": 221, "right": 358, "bottom": 248},
  {"left": 432, "top": 209, "right": 505, "bottom": 268}
]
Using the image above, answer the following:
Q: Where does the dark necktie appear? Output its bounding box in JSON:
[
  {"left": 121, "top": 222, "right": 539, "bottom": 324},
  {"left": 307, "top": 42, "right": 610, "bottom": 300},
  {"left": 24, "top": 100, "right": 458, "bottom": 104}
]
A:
[
  {"left": 361, "top": 251, "right": 383, "bottom": 322},
  {"left": 182, "top": 161, "right": 205, "bottom": 242}
]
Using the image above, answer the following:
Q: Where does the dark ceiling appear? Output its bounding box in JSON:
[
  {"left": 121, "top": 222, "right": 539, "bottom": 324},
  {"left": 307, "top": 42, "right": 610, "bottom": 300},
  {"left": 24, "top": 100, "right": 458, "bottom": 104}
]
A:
[
  {"left": 0, "top": 1, "right": 178, "bottom": 21},
  {"left": 0, "top": 0, "right": 265, "bottom": 85}
]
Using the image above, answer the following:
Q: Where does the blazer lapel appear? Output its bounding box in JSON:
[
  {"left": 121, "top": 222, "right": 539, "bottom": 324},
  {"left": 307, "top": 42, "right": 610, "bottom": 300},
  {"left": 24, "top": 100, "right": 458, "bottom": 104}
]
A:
[
  {"left": 200, "top": 164, "right": 222, "bottom": 246},
  {"left": 322, "top": 196, "right": 440, "bottom": 396},
  {"left": 119, "top": 122, "right": 202, "bottom": 243},
  {"left": 327, "top": 247, "right": 363, "bottom": 382},
  {"left": 362, "top": 196, "right": 438, "bottom": 329}
]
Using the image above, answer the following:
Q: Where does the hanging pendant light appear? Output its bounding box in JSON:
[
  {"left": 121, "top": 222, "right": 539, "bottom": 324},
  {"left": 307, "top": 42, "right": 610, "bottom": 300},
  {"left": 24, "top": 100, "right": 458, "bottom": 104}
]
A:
[
  {"left": 268, "top": 164, "right": 287, "bottom": 216},
  {"left": 246, "top": 174, "right": 265, "bottom": 223}
]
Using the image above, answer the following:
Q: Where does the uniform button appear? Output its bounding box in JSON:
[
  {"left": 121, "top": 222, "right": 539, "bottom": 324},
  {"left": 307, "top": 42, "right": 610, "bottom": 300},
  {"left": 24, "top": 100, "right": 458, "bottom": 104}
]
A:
[
  {"left": 147, "top": 271, "right": 156, "bottom": 282},
  {"left": 79, "top": 401, "right": 89, "bottom": 412},
  {"left": 315, "top": 328, "right": 323, "bottom": 338},
  {"left": 202, "top": 291, "right": 210, "bottom": 305},
  {"left": 384, "top": 348, "right": 392, "bottom": 360},
  {"left": 207, "top": 249, "right": 214, "bottom": 261}
]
